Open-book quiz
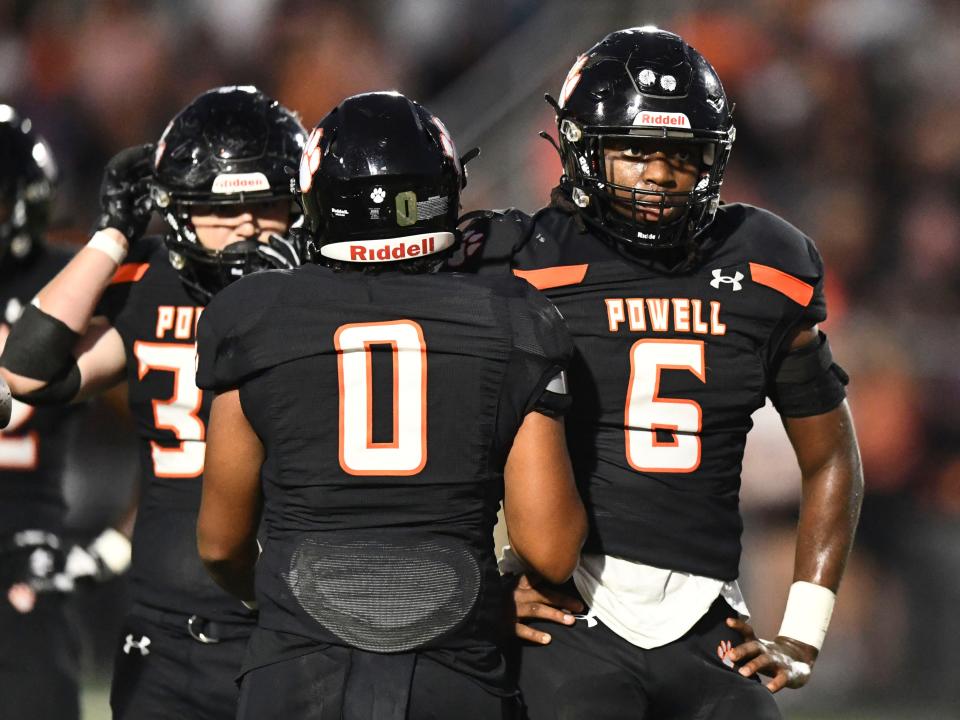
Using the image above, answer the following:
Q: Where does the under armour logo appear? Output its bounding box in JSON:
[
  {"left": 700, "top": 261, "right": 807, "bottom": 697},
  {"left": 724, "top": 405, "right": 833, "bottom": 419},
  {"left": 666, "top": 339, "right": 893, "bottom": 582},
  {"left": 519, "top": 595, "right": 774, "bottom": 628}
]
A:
[
  {"left": 123, "top": 634, "right": 151, "bottom": 656},
  {"left": 710, "top": 269, "right": 743, "bottom": 291},
  {"left": 573, "top": 609, "right": 599, "bottom": 628}
]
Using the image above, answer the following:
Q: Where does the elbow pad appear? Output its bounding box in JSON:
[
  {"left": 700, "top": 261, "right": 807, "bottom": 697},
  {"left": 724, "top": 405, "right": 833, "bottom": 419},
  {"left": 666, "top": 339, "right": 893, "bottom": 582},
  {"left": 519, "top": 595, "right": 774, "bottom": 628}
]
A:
[
  {"left": 1, "top": 303, "right": 79, "bottom": 381},
  {"left": 769, "top": 331, "right": 849, "bottom": 418},
  {"left": 17, "top": 364, "right": 82, "bottom": 405},
  {"left": 1, "top": 304, "right": 82, "bottom": 404}
]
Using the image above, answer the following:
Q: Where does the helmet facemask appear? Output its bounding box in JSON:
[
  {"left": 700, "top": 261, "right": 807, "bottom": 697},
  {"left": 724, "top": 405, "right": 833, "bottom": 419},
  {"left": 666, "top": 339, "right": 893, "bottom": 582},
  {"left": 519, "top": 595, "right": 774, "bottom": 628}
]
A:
[
  {"left": 155, "top": 194, "right": 300, "bottom": 302},
  {"left": 559, "top": 118, "right": 733, "bottom": 251}
]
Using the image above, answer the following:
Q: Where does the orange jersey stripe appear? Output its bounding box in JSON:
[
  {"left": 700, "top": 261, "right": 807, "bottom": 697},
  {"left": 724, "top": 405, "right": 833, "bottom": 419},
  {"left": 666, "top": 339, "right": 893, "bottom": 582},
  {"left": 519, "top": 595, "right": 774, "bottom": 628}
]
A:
[
  {"left": 748, "top": 262, "right": 813, "bottom": 307},
  {"left": 513, "top": 264, "right": 589, "bottom": 290},
  {"left": 110, "top": 262, "right": 149, "bottom": 285}
]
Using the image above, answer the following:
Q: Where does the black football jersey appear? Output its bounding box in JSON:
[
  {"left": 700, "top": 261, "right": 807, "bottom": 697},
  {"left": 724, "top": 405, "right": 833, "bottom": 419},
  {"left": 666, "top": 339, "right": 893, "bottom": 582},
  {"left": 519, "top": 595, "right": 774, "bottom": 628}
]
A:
[
  {"left": 454, "top": 203, "right": 831, "bottom": 581},
  {"left": 196, "top": 264, "right": 572, "bottom": 686},
  {"left": 0, "top": 245, "right": 79, "bottom": 535},
  {"left": 97, "top": 237, "right": 252, "bottom": 623}
]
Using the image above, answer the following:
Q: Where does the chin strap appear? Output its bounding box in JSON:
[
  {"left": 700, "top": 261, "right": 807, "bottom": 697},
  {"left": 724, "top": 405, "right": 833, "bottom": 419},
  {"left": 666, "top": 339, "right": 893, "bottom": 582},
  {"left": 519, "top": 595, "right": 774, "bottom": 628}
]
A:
[
  {"left": 547, "top": 183, "right": 702, "bottom": 274},
  {"left": 548, "top": 183, "right": 589, "bottom": 233},
  {"left": 539, "top": 130, "right": 562, "bottom": 158}
]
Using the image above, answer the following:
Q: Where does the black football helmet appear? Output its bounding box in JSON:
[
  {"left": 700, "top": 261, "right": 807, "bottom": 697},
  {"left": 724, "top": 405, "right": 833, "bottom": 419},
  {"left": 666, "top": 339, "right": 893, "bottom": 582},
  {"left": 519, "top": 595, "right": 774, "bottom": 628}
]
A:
[
  {"left": 0, "top": 105, "right": 56, "bottom": 264},
  {"left": 298, "top": 91, "right": 469, "bottom": 272},
  {"left": 151, "top": 86, "right": 306, "bottom": 299},
  {"left": 552, "top": 27, "right": 735, "bottom": 250}
]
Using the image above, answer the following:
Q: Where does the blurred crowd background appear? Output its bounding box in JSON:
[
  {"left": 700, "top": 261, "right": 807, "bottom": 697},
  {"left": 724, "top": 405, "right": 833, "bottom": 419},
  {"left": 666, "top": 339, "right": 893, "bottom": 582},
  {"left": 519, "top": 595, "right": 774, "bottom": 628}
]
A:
[{"left": 3, "top": 0, "right": 958, "bottom": 717}]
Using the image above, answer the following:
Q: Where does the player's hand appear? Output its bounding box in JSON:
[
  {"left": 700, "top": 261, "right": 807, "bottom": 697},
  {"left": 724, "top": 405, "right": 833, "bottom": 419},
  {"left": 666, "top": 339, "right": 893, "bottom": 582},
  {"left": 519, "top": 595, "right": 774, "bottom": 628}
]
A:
[
  {"left": 64, "top": 528, "right": 132, "bottom": 583},
  {"left": 255, "top": 232, "right": 302, "bottom": 270},
  {"left": 3, "top": 541, "right": 72, "bottom": 606},
  {"left": 724, "top": 617, "right": 818, "bottom": 692},
  {"left": 508, "top": 573, "right": 584, "bottom": 645},
  {"left": 96, "top": 143, "right": 156, "bottom": 243}
]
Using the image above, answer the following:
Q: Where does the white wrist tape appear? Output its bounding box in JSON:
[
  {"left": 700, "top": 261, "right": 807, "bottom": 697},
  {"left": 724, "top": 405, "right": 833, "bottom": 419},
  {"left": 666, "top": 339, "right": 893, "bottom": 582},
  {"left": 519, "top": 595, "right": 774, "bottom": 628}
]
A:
[
  {"left": 778, "top": 581, "right": 836, "bottom": 650},
  {"left": 87, "top": 231, "right": 128, "bottom": 265},
  {"left": 89, "top": 527, "right": 132, "bottom": 575}
]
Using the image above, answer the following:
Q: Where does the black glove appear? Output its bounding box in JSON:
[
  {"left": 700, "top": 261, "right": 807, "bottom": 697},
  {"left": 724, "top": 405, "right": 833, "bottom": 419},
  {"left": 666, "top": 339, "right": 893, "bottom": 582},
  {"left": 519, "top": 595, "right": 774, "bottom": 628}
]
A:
[
  {"left": 1, "top": 532, "right": 69, "bottom": 609},
  {"left": 95, "top": 143, "right": 156, "bottom": 242},
  {"left": 254, "top": 232, "right": 303, "bottom": 270}
]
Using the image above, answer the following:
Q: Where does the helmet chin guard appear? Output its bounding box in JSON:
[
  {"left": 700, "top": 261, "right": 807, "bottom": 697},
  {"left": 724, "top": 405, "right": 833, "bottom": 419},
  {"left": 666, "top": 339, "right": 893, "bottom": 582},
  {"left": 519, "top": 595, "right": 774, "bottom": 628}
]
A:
[{"left": 164, "top": 234, "right": 278, "bottom": 303}]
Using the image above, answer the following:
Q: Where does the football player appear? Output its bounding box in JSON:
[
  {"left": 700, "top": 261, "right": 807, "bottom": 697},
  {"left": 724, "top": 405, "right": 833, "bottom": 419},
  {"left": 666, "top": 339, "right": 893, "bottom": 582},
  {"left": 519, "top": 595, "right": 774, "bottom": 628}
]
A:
[
  {"left": 449, "top": 28, "right": 864, "bottom": 719},
  {"left": 194, "top": 91, "right": 587, "bottom": 720},
  {"left": 0, "top": 105, "right": 133, "bottom": 720},
  {"left": 0, "top": 87, "right": 305, "bottom": 719}
]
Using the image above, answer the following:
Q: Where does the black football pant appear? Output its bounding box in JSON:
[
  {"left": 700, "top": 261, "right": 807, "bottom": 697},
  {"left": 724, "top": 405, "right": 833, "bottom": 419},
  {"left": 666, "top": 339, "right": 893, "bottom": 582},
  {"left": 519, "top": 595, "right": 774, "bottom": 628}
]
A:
[
  {"left": 110, "top": 606, "right": 251, "bottom": 720},
  {"left": 517, "top": 597, "right": 782, "bottom": 719},
  {"left": 237, "top": 647, "right": 520, "bottom": 720},
  {"left": 0, "top": 590, "right": 80, "bottom": 720}
]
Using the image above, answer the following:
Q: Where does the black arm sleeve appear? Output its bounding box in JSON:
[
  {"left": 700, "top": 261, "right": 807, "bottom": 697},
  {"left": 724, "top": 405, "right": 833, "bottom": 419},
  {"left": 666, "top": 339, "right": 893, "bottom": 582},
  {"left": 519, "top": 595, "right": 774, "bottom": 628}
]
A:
[{"left": 769, "top": 330, "right": 849, "bottom": 418}]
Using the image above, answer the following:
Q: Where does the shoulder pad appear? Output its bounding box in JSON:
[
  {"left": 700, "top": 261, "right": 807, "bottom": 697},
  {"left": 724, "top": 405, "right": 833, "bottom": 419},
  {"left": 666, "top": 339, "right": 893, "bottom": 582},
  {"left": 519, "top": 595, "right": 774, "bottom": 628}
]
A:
[
  {"left": 734, "top": 204, "right": 824, "bottom": 283},
  {"left": 446, "top": 208, "right": 536, "bottom": 273},
  {"left": 503, "top": 278, "right": 573, "bottom": 368},
  {"left": 195, "top": 270, "right": 287, "bottom": 391}
]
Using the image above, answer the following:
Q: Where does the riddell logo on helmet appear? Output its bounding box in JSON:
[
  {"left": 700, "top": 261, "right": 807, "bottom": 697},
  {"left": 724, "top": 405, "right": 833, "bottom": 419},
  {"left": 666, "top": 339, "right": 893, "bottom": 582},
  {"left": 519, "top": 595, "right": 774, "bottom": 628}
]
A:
[
  {"left": 351, "top": 237, "right": 437, "bottom": 261},
  {"left": 320, "top": 232, "right": 456, "bottom": 263},
  {"left": 633, "top": 111, "right": 691, "bottom": 129},
  {"left": 211, "top": 172, "right": 271, "bottom": 193}
]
